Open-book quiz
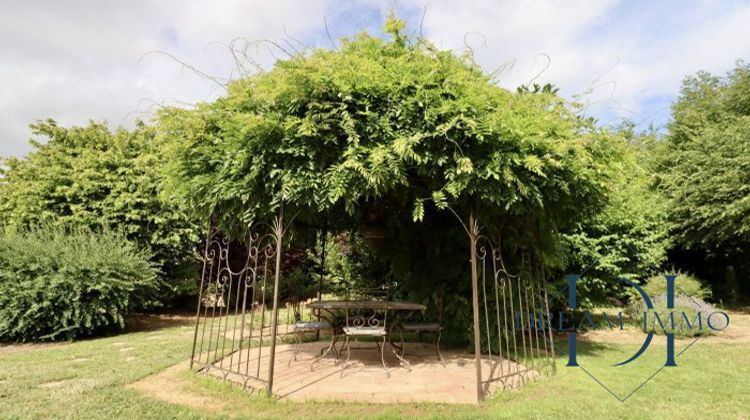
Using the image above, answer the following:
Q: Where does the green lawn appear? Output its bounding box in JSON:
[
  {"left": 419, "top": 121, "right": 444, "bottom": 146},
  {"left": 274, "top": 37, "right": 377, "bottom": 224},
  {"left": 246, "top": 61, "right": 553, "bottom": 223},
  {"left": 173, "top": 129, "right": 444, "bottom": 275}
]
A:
[{"left": 1, "top": 312, "right": 748, "bottom": 419}]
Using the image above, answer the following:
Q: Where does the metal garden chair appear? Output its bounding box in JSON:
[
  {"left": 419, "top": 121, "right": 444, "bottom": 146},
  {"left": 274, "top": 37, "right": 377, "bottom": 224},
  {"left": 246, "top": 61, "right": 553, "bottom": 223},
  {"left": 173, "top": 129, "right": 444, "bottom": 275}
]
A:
[
  {"left": 288, "top": 304, "right": 335, "bottom": 367},
  {"left": 399, "top": 284, "right": 446, "bottom": 366},
  {"left": 286, "top": 231, "right": 336, "bottom": 368},
  {"left": 339, "top": 283, "right": 391, "bottom": 377}
]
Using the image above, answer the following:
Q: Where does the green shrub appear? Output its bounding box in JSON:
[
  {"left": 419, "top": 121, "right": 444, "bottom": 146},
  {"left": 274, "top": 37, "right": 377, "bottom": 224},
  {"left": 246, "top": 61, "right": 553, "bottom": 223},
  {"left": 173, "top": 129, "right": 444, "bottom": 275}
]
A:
[
  {"left": 0, "top": 227, "right": 158, "bottom": 341},
  {"left": 640, "top": 270, "right": 711, "bottom": 300},
  {"left": 625, "top": 270, "right": 713, "bottom": 338}
]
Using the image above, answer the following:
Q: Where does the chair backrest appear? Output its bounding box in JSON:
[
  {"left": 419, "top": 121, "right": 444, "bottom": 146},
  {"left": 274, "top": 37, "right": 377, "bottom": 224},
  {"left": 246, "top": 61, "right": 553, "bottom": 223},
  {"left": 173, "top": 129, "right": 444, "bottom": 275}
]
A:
[{"left": 342, "top": 280, "right": 391, "bottom": 329}]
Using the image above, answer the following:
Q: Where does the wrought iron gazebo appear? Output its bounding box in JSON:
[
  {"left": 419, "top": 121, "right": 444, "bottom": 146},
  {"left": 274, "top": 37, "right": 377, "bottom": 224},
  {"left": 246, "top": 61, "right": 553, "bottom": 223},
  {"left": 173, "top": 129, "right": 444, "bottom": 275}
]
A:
[
  {"left": 189, "top": 202, "right": 555, "bottom": 403},
  {"left": 164, "top": 17, "right": 616, "bottom": 404}
]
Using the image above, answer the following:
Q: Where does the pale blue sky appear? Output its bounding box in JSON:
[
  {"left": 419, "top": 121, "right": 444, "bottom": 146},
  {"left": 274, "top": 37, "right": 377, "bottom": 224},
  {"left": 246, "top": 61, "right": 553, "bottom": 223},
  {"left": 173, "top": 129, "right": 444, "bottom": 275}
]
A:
[{"left": 1, "top": 0, "right": 749, "bottom": 157}]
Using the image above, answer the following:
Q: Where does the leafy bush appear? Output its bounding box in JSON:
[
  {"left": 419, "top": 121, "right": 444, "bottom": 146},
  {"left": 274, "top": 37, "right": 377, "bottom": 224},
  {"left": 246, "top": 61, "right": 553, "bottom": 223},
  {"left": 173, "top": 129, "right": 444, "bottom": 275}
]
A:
[
  {"left": 0, "top": 227, "right": 158, "bottom": 341},
  {"left": 625, "top": 271, "right": 713, "bottom": 338},
  {"left": 158, "top": 16, "right": 616, "bottom": 245},
  {"left": 640, "top": 270, "right": 711, "bottom": 300}
]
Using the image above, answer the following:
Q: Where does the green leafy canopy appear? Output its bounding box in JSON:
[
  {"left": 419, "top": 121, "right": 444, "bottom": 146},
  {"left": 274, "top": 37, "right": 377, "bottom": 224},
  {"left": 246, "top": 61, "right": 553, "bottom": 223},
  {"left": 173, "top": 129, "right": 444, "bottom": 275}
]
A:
[
  {"left": 561, "top": 124, "right": 671, "bottom": 302},
  {"left": 159, "top": 17, "right": 618, "bottom": 241}
]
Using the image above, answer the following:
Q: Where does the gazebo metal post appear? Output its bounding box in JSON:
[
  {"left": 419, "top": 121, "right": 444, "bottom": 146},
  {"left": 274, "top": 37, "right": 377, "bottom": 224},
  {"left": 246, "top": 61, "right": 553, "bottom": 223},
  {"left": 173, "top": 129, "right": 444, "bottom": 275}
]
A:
[
  {"left": 536, "top": 220, "right": 556, "bottom": 373},
  {"left": 468, "top": 209, "right": 484, "bottom": 402},
  {"left": 316, "top": 221, "right": 328, "bottom": 341},
  {"left": 266, "top": 206, "right": 284, "bottom": 396},
  {"left": 190, "top": 216, "right": 213, "bottom": 370}
]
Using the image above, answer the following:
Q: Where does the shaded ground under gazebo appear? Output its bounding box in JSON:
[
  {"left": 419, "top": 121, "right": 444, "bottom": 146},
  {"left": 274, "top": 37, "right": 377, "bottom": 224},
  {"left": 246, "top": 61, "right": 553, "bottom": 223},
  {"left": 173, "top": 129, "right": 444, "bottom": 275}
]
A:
[{"left": 206, "top": 340, "right": 534, "bottom": 404}]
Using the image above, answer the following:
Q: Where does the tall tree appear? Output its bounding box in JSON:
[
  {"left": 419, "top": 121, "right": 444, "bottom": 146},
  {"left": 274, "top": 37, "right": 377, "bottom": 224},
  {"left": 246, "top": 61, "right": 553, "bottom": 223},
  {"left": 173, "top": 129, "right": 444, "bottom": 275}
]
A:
[
  {"left": 561, "top": 123, "right": 670, "bottom": 304},
  {"left": 659, "top": 61, "right": 750, "bottom": 301}
]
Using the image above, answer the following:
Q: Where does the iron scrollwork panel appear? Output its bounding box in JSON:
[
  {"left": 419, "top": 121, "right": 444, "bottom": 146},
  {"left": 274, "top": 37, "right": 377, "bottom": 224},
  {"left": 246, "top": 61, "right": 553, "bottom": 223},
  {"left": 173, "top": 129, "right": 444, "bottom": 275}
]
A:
[
  {"left": 190, "top": 218, "right": 284, "bottom": 393},
  {"left": 474, "top": 235, "right": 556, "bottom": 392}
]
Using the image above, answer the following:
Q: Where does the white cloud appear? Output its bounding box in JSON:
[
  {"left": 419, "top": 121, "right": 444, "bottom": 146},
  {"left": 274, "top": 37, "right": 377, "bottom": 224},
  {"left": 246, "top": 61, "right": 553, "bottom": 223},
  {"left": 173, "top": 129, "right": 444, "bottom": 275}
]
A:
[
  {"left": 1, "top": 1, "right": 749, "bottom": 157},
  {"left": 409, "top": 0, "right": 750, "bottom": 125},
  {"left": 0, "top": 0, "right": 335, "bottom": 157}
]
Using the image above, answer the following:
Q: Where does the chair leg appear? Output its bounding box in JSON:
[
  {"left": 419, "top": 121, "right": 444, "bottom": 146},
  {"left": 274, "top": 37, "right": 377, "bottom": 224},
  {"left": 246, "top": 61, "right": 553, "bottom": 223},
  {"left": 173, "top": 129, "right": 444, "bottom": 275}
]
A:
[
  {"left": 399, "top": 328, "right": 406, "bottom": 358},
  {"left": 380, "top": 335, "right": 390, "bottom": 377},
  {"left": 340, "top": 335, "right": 351, "bottom": 378},
  {"left": 391, "top": 331, "right": 411, "bottom": 372},
  {"left": 330, "top": 333, "right": 340, "bottom": 359},
  {"left": 311, "top": 330, "right": 336, "bottom": 371},
  {"left": 289, "top": 331, "right": 301, "bottom": 366},
  {"left": 334, "top": 335, "right": 345, "bottom": 363},
  {"left": 436, "top": 330, "right": 446, "bottom": 366}
]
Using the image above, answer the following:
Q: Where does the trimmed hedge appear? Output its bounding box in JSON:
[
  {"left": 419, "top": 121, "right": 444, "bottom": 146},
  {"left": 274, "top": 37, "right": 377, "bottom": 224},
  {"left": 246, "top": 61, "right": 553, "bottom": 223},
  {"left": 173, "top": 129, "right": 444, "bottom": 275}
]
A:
[{"left": 0, "top": 227, "right": 158, "bottom": 341}]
